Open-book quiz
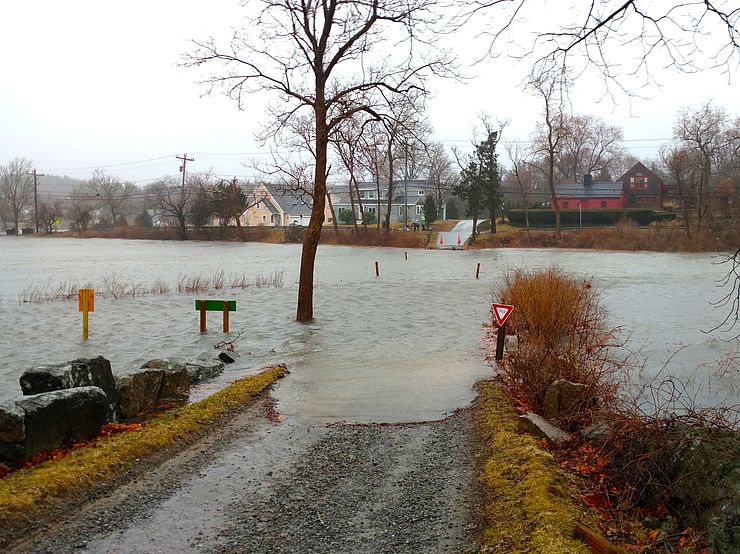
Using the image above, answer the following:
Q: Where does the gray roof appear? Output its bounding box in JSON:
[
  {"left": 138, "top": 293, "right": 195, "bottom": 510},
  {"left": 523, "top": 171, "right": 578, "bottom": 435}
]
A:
[
  {"left": 264, "top": 185, "right": 313, "bottom": 216},
  {"left": 557, "top": 181, "right": 623, "bottom": 198}
]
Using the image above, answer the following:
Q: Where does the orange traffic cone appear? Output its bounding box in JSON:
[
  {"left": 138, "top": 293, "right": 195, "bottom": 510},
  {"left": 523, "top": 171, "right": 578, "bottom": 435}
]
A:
[
  {"left": 439, "top": 235, "right": 444, "bottom": 245},
  {"left": 457, "top": 234, "right": 461, "bottom": 245}
]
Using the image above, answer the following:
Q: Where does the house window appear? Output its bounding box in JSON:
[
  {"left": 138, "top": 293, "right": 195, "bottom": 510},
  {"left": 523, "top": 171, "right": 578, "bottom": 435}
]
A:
[
  {"left": 359, "top": 191, "right": 366, "bottom": 199},
  {"left": 418, "top": 190, "right": 424, "bottom": 195},
  {"left": 261, "top": 215, "right": 266, "bottom": 223},
  {"left": 416, "top": 205, "right": 422, "bottom": 214},
  {"left": 256, "top": 203, "right": 260, "bottom": 209},
  {"left": 563, "top": 201, "right": 569, "bottom": 208},
  {"left": 368, "top": 207, "right": 376, "bottom": 213},
  {"left": 601, "top": 201, "right": 607, "bottom": 208},
  {"left": 630, "top": 175, "right": 648, "bottom": 189},
  {"left": 398, "top": 206, "right": 404, "bottom": 216},
  {"left": 368, "top": 191, "right": 375, "bottom": 199}
]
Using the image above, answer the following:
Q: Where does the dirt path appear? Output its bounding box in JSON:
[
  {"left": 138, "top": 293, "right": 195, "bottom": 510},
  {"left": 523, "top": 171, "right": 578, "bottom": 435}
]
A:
[{"left": 9, "top": 394, "right": 481, "bottom": 553}]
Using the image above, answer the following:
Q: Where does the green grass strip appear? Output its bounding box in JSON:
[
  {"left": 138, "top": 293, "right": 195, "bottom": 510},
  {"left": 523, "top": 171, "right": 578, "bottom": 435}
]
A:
[
  {"left": 474, "top": 379, "right": 590, "bottom": 553},
  {"left": 0, "top": 365, "right": 288, "bottom": 522}
]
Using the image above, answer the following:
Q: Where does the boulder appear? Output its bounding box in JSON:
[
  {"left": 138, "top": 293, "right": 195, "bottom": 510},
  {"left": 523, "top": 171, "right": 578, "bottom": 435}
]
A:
[
  {"left": 218, "top": 351, "right": 236, "bottom": 364},
  {"left": 0, "top": 443, "right": 28, "bottom": 464},
  {"left": 543, "top": 379, "right": 590, "bottom": 423},
  {"left": 20, "top": 357, "right": 118, "bottom": 418},
  {"left": 186, "top": 361, "right": 225, "bottom": 382},
  {"left": 14, "top": 387, "right": 108, "bottom": 459},
  {"left": 140, "top": 359, "right": 190, "bottom": 398},
  {"left": 0, "top": 403, "right": 25, "bottom": 443},
  {"left": 115, "top": 369, "right": 164, "bottom": 419},
  {"left": 518, "top": 412, "right": 571, "bottom": 446}
]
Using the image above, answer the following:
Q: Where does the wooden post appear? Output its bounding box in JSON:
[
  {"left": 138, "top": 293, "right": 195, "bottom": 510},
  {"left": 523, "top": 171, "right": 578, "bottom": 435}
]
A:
[
  {"left": 200, "top": 302, "right": 207, "bottom": 333},
  {"left": 223, "top": 301, "right": 230, "bottom": 333},
  {"left": 82, "top": 294, "right": 89, "bottom": 340},
  {"left": 375, "top": 261, "right": 379, "bottom": 277},
  {"left": 495, "top": 322, "right": 507, "bottom": 361},
  {"left": 78, "top": 288, "right": 94, "bottom": 340},
  {"left": 476, "top": 263, "right": 481, "bottom": 279},
  {"left": 404, "top": 251, "right": 408, "bottom": 260}
]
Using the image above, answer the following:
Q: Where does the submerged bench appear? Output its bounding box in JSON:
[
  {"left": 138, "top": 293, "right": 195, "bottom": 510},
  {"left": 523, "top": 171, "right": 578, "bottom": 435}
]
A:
[{"left": 195, "top": 300, "right": 236, "bottom": 333}]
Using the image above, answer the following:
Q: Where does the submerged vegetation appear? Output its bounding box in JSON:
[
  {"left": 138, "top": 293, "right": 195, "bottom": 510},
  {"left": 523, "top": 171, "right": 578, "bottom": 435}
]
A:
[{"left": 17, "top": 269, "right": 285, "bottom": 304}]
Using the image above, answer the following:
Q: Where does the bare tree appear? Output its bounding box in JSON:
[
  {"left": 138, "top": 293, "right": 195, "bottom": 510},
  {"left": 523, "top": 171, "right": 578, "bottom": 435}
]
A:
[
  {"left": 505, "top": 141, "right": 537, "bottom": 229},
  {"left": 186, "top": 0, "right": 452, "bottom": 321},
  {"left": 527, "top": 70, "right": 569, "bottom": 239},
  {"left": 674, "top": 101, "right": 739, "bottom": 229},
  {"left": 150, "top": 176, "right": 197, "bottom": 240},
  {"left": 88, "top": 169, "right": 137, "bottom": 227},
  {"left": 67, "top": 186, "right": 94, "bottom": 232},
  {"left": 0, "top": 157, "right": 34, "bottom": 232},
  {"left": 660, "top": 143, "right": 699, "bottom": 236},
  {"left": 333, "top": 117, "right": 366, "bottom": 231},
  {"left": 37, "top": 199, "right": 65, "bottom": 234},
  {"left": 359, "top": 120, "right": 389, "bottom": 232},
  {"left": 557, "top": 114, "right": 625, "bottom": 182},
  {"left": 425, "top": 141, "right": 456, "bottom": 220},
  {"left": 468, "top": 2, "right": 740, "bottom": 97}
]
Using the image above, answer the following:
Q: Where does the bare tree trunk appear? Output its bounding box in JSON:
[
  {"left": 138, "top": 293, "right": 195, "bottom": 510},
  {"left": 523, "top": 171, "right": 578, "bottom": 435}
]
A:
[
  {"left": 384, "top": 138, "right": 394, "bottom": 232},
  {"left": 549, "top": 155, "right": 561, "bottom": 238},
  {"left": 297, "top": 101, "right": 328, "bottom": 322},
  {"left": 348, "top": 175, "right": 359, "bottom": 233}
]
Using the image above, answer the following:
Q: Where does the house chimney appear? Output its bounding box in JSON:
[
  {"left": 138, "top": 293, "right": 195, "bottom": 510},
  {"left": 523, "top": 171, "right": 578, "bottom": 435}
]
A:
[{"left": 583, "top": 173, "right": 593, "bottom": 187}]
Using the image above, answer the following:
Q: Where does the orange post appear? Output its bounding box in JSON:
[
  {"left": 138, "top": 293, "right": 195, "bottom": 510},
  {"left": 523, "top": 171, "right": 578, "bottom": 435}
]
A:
[
  {"left": 223, "top": 301, "right": 230, "bottom": 333},
  {"left": 78, "top": 288, "right": 94, "bottom": 340},
  {"left": 200, "top": 303, "right": 206, "bottom": 333},
  {"left": 476, "top": 263, "right": 481, "bottom": 279},
  {"left": 375, "top": 261, "right": 379, "bottom": 277}
]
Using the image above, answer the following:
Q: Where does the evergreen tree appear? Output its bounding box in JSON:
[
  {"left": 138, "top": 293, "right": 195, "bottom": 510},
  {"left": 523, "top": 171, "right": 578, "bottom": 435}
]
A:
[{"left": 423, "top": 194, "right": 438, "bottom": 226}]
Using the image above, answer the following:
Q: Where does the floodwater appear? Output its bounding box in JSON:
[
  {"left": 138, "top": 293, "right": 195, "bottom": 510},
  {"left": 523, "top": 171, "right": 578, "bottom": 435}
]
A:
[{"left": 0, "top": 236, "right": 737, "bottom": 421}]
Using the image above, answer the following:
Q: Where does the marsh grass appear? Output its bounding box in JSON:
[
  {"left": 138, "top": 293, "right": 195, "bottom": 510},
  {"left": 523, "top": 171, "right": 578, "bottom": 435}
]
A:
[{"left": 0, "top": 365, "right": 288, "bottom": 522}]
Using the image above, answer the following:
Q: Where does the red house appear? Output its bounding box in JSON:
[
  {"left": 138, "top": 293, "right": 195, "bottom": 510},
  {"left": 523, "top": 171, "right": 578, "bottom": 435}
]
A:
[{"left": 553, "top": 162, "right": 676, "bottom": 210}]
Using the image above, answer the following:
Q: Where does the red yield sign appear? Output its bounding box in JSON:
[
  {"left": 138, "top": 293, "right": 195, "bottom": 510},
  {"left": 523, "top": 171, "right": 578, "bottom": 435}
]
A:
[{"left": 491, "top": 303, "right": 514, "bottom": 327}]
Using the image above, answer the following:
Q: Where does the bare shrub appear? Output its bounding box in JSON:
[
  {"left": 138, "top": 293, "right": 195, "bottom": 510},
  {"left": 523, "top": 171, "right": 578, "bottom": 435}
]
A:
[
  {"left": 494, "top": 267, "right": 626, "bottom": 419},
  {"left": 177, "top": 273, "right": 212, "bottom": 293},
  {"left": 255, "top": 270, "right": 285, "bottom": 288},
  {"left": 213, "top": 268, "right": 225, "bottom": 290},
  {"left": 149, "top": 279, "right": 170, "bottom": 295}
]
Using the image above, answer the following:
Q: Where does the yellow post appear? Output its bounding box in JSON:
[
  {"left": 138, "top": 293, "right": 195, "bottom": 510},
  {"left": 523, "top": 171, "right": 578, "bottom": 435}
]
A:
[{"left": 78, "top": 289, "right": 94, "bottom": 340}]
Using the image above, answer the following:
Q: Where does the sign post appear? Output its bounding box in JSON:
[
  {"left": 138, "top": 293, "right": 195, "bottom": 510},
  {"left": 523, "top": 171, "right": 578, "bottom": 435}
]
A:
[
  {"left": 491, "top": 302, "right": 514, "bottom": 361},
  {"left": 195, "top": 300, "right": 236, "bottom": 333},
  {"left": 78, "top": 288, "right": 95, "bottom": 340}
]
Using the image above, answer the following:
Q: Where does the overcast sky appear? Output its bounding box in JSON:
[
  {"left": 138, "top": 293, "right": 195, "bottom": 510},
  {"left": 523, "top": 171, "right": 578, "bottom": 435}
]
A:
[{"left": 1, "top": 0, "right": 738, "bottom": 188}]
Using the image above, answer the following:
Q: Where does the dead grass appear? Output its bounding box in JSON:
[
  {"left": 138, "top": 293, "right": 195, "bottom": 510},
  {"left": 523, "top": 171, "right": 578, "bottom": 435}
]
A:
[
  {"left": 474, "top": 379, "right": 590, "bottom": 553},
  {"left": 319, "top": 228, "right": 426, "bottom": 248},
  {"left": 0, "top": 365, "right": 288, "bottom": 523}
]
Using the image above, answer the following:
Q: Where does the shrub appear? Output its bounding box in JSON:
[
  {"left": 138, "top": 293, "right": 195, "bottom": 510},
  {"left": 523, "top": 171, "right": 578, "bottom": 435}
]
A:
[
  {"left": 338, "top": 209, "right": 354, "bottom": 225},
  {"left": 508, "top": 208, "right": 676, "bottom": 227},
  {"left": 494, "top": 267, "right": 624, "bottom": 419}
]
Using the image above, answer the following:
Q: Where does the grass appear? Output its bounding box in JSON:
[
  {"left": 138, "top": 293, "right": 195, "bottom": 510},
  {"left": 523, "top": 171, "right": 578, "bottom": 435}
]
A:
[
  {"left": 0, "top": 365, "right": 288, "bottom": 523},
  {"left": 474, "top": 379, "right": 590, "bottom": 553}
]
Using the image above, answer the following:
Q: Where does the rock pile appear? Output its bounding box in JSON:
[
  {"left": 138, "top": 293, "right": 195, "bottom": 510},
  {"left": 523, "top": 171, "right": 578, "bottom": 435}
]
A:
[{"left": 0, "top": 355, "right": 225, "bottom": 464}]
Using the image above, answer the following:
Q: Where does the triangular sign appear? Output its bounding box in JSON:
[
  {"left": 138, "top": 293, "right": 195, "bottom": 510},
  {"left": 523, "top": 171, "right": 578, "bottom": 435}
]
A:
[{"left": 491, "top": 303, "right": 514, "bottom": 327}]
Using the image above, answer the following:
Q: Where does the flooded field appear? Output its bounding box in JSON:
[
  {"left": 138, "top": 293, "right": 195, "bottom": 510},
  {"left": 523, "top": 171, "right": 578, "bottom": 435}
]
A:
[{"left": 0, "top": 236, "right": 737, "bottom": 421}]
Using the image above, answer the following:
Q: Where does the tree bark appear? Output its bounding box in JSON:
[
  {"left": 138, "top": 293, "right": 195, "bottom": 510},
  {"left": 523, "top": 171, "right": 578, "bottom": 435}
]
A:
[{"left": 297, "top": 101, "right": 328, "bottom": 322}]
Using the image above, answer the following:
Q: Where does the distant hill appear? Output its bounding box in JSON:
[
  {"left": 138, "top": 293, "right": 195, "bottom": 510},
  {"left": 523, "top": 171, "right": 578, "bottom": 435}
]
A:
[{"left": 36, "top": 175, "right": 85, "bottom": 200}]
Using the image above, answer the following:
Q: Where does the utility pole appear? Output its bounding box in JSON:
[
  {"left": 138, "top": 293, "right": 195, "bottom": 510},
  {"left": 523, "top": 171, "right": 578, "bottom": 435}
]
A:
[
  {"left": 25, "top": 169, "right": 45, "bottom": 233},
  {"left": 175, "top": 153, "right": 194, "bottom": 204}
]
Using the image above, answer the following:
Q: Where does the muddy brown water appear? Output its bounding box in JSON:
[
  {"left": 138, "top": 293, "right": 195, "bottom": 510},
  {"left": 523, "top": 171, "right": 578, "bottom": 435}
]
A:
[{"left": 0, "top": 236, "right": 736, "bottom": 419}]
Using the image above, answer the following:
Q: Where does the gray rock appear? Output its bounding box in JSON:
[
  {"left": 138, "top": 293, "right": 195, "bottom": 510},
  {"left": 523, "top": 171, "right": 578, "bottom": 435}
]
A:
[
  {"left": 518, "top": 412, "right": 571, "bottom": 445},
  {"left": 115, "top": 369, "right": 164, "bottom": 419},
  {"left": 20, "top": 356, "right": 118, "bottom": 418},
  {"left": 0, "top": 402, "right": 25, "bottom": 443},
  {"left": 218, "top": 351, "right": 236, "bottom": 364},
  {"left": 186, "top": 361, "right": 226, "bottom": 382},
  {"left": 0, "top": 443, "right": 28, "bottom": 463},
  {"left": 543, "top": 379, "right": 589, "bottom": 422},
  {"left": 15, "top": 387, "right": 108, "bottom": 459},
  {"left": 140, "top": 360, "right": 190, "bottom": 398},
  {"left": 708, "top": 503, "right": 739, "bottom": 554}
]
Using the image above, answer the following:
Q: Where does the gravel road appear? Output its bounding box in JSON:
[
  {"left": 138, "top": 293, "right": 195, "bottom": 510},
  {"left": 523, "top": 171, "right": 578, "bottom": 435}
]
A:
[{"left": 7, "top": 391, "right": 482, "bottom": 554}]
